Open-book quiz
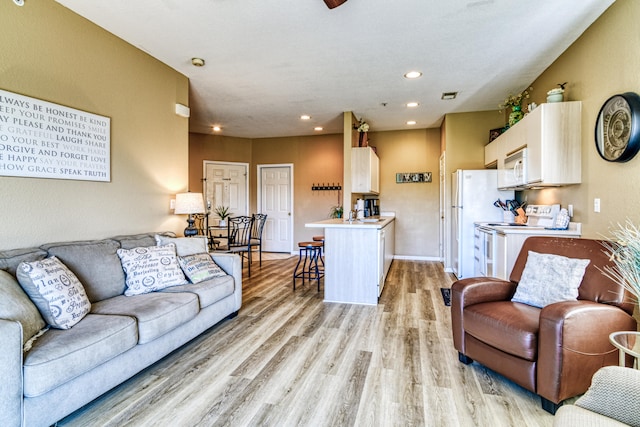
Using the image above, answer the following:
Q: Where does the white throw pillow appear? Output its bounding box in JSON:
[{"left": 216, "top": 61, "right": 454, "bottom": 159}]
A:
[
  {"left": 16, "top": 256, "right": 91, "bottom": 330},
  {"left": 511, "top": 251, "right": 590, "bottom": 308},
  {"left": 117, "top": 243, "right": 187, "bottom": 296},
  {"left": 155, "top": 235, "right": 208, "bottom": 256},
  {"left": 178, "top": 253, "right": 227, "bottom": 284}
]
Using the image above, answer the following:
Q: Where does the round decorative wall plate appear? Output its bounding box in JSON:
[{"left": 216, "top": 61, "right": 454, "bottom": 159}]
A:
[{"left": 595, "top": 92, "right": 640, "bottom": 162}]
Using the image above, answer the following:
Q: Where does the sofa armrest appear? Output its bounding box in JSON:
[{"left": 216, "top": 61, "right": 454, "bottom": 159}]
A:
[
  {"left": 451, "top": 278, "right": 516, "bottom": 353},
  {"left": 210, "top": 253, "right": 242, "bottom": 311},
  {"left": 0, "top": 319, "right": 23, "bottom": 427},
  {"left": 537, "top": 301, "right": 637, "bottom": 404},
  {"left": 573, "top": 366, "right": 640, "bottom": 426}
]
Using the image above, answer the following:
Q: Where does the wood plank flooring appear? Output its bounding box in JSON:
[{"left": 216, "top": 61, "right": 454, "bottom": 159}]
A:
[{"left": 59, "top": 258, "right": 554, "bottom": 427}]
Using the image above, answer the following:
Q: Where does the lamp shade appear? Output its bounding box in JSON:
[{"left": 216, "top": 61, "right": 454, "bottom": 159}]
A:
[{"left": 174, "top": 192, "right": 205, "bottom": 214}]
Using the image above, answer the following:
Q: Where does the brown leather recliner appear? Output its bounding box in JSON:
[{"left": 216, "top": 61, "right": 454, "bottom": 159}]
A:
[{"left": 451, "top": 237, "right": 637, "bottom": 414}]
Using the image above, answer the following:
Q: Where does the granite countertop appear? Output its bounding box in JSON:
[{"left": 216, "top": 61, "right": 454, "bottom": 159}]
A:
[{"left": 306, "top": 216, "right": 395, "bottom": 229}]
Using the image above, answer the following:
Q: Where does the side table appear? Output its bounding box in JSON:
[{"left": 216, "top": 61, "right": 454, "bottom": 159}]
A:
[{"left": 609, "top": 331, "right": 640, "bottom": 369}]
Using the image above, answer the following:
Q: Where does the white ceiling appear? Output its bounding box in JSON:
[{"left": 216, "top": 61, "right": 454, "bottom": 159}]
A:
[{"left": 55, "top": 0, "right": 614, "bottom": 139}]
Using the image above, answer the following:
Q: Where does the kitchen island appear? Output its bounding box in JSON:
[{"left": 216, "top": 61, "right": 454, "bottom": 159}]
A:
[{"left": 306, "top": 216, "right": 395, "bottom": 305}]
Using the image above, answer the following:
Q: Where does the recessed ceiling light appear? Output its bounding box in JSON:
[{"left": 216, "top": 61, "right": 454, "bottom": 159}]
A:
[
  {"left": 407, "top": 102, "right": 419, "bottom": 108},
  {"left": 301, "top": 115, "right": 311, "bottom": 120},
  {"left": 441, "top": 92, "right": 458, "bottom": 100},
  {"left": 191, "top": 58, "right": 205, "bottom": 67},
  {"left": 407, "top": 120, "right": 417, "bottom": 125},
  {"left": 212, "top": 126, "right": 221, "bottom": 132},
  {"left": 314, "top": 127, "right": 323, "bottom": 131},
  {"left": 404, "top": 71, "right": 422, "bottom": 79}
]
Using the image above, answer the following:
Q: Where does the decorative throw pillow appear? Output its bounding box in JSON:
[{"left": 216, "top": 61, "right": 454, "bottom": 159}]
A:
[
  {"left": 155, "top": 235, "right": 208, "bottom": 256},
  {"left": 511, "top": 251, "right": 590, "bottom": 308},
  {"left": 16, "top": 257, "right": 91, "bottom": 330},
  {"left": 178, "top": 253, "right": 227, "bottom": 284},
  {"left": 117, "top": 243, "right": 188, "bottom": 296}
]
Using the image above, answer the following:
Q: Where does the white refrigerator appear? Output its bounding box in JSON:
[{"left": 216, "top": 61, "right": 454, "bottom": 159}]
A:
[{"left": 451, "top": 170, "right": 514, "bottom": 279}]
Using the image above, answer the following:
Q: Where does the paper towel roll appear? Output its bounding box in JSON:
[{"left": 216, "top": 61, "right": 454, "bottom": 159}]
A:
[{"left": 356, "top": 199, "right": 365, "bottom": 219}]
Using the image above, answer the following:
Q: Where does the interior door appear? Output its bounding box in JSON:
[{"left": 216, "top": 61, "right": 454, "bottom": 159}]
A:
[
  {"left": 204, "top": 162, "right": 248, "bottom": 219},
  {"left": 259, "top": 165, "right": 292, "bottom": 253}
]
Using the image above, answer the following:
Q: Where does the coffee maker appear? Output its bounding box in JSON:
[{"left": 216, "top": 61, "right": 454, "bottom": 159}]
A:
[{"left": 364, "top": 199, "right": 380, "bottom": 217}]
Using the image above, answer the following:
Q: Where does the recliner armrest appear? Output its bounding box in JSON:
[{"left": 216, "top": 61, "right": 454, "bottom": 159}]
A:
[
  {"left": 537, "top": 300, "right": 637, "bottom": 404},
  {"left": 451, "top": 277, "right": 516, "bottom": 353}
]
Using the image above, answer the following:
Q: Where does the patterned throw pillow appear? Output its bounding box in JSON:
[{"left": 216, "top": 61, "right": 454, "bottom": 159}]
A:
[
  {"left": 178, "top": 253, "right": 227, "bottom": 284},
  {"left": 117, "top": 243, "right": 187, "bottom": 296},
  {"left": 16, "top": 256, "right": 91, "bottom": 330},
  {"left": 511, "top": 251, "right": 590, "bottom": 308}
]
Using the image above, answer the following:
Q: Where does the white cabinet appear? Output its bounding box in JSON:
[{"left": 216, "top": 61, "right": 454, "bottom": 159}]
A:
[
  {"left": 318, "top": 217, "right": 395, "bottom": 305},
  {"left": 525, "top": 101, "right": 581, "bottom": 186},
  {"left": 484, "top": 141, "right": 498, "bottom": 168},
  {"left": 495, "top": 101, "right": 581, "bottom": 189},
  {"left": 352, "top": 147, "right": 379, "bottom": 194},
  {"left": 493, "top": 227, "right": 582, "bottom": 280}
]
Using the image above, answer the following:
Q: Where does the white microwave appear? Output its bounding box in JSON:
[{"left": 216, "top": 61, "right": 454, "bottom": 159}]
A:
[{"left": 499, "top": 148, "right": 528, "bottom": 189}]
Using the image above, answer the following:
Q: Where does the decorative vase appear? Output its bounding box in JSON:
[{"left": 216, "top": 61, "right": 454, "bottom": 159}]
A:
[
  {"left": 508, "top": 105, "right": 524, "bottom": 127},
  {"left": 547, "top": 93, "right": 564, "bottom": 103},
  {"left": 218, "top": 219, "right": 227, "bottom": 227}
]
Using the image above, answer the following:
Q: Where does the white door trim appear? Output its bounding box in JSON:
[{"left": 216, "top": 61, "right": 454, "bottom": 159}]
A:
[
  {"left": 203, "top": 160, "right": 250, "bottom": 215},
  {"left": 257, "top": 163, "right": 294, "bottom": 254}
]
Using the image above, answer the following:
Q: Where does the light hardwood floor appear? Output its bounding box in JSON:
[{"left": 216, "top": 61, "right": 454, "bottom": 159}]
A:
[{"left": 59, "top": 258, "right": 555, "bottom": 427}]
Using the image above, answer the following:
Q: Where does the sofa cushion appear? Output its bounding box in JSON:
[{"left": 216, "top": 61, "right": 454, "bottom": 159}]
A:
[
  {"left": 155, "top": 235, "right": 208, "bottom": 257},
  {"left": 91, "top": 292, "right": 199, "bottom": 344},
  {"left": 464, "top": 301, "right": 540, "bottom": 361},
  {"left": 22, "top": 313, "right": 137, "bottom": 398},
  {"left": 512, "top": 251, "right": 590, "bottom": 308},
  {"left": 117, "top": 244, "right": 188, "bottom": 296},
  {"left": 161, "top": 274, "right": 235, "bottom": 308},
  {"left": 0, "top": 247, "right": 47, "bottom": 276},
  {"left": 178, "top": 253, "right": 227, "bottom": 284},
  {"left": 16, "top": 257, "right": 91, "bottom": 330},
  {"left": 0, "top": 270, "right": 46, "bottom": 345},
  {"left": 114, "top": 232, "right": 175, "bottom": 250},
  {"left": 42, "top": 239, "right": 125, "bottom": 302}
]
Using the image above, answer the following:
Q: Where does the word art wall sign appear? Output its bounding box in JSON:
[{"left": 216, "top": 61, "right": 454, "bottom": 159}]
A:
[
  {"left": 396, "top": 172, "right": 432, "bottom": 183},
  {"left": 0, "top": 89, "right": 110, "bottom": 182}
]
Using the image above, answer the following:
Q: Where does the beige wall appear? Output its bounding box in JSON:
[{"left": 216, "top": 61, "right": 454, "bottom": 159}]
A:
[
  {"left": 522, "top": 0, "right": 640, "bottom": 238},
  {"left": 0, "top": 0, "right": 189, "bottom": 249},
  {"left": 189, "top": 133, "right": 343, "bottom": 247},
  {"left": 369, "top": 128, "right": 441, "bottom": 257}
]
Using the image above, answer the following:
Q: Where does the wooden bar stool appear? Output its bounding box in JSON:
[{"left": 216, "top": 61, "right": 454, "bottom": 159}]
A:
[
  {"left": 293, "top": 241, "right": 324, "bottom": 291},
  {"left": 312, "top": 235, "right": 325, "bottom": 266}
]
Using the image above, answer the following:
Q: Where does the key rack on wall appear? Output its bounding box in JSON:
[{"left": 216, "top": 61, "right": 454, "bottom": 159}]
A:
[{"left": 311, "top": 183, "right": 342, "bottom": 191}]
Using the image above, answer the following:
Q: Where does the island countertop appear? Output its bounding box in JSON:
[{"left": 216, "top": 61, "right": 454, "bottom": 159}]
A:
[{"left": 305, "top": 216, "right": 395, "bottom": 229}]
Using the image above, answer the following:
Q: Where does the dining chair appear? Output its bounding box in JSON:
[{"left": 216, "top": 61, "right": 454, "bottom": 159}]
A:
[
  {"left": 250, "top": 213, "right": 267, "bottom": 266},
  {"left": 218, "top": 215, "right": 254, "bottom": 276}
]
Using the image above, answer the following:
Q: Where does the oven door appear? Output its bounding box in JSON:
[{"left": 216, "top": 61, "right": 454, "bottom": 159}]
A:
[{"left": 474, "top": 226, "right": 495, "bottom": 277}]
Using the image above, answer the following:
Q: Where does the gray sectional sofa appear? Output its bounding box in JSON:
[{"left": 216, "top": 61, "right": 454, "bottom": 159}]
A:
[{"left": 0, "top": 232, "right": 242, "bottom": 427}]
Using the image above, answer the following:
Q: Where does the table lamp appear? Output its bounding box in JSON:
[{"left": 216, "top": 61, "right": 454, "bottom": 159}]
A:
[{"left": 174, "top": 192, "right": 205, "bottom": 237}]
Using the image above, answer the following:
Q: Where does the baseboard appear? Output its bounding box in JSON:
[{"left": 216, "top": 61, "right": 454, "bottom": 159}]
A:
[{"left": 393, "top": 255, "right": 442, "bottom": 262}]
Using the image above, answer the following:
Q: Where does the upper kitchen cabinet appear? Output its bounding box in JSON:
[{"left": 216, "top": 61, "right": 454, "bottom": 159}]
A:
[
  {"left": 495, "top": 101, "right": 581, "bottom": 189},
  {"left": 525, "top": 101, "right": 581, "bottom": 186},
  {"left": 352, "top": 147, "right": 379, "bottom": 194}
]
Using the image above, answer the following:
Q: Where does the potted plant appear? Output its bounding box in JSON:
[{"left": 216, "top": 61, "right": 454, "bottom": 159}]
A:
[
  {"left": 601, "top": 220, "right": 640, "bottom": 302},
  {"left": 329, "top": 205, "right": 343, "bottom": 219},
  {"left": 214, "top": 205, "right": 231, "bottom": 227}
]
